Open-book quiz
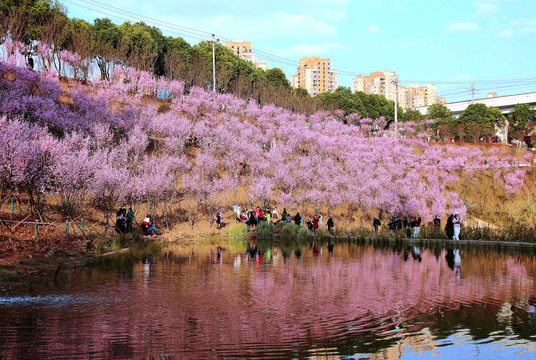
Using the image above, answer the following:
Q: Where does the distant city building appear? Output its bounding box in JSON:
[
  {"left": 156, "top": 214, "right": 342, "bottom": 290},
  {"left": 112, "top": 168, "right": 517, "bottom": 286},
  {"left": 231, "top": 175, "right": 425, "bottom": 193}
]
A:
[
  {"left": 254, "top": 61, "right": 267, "bottom": 71},
  {"left": 435, "top": 96, "right": 446, "bottom": 104},
  {"left": 352, "top": 71, "right": 439, "bottom": 109},
  {"left": 352, "top": 71, "right": 397, "bottom": 101},
  {"left": 224, "top": 40, "right": 255, "bottom": 63},
  {"left": 291, "top": 56, "right": 338, "bottom": 96},
  {"left": 290, "top": 75, "right": 299, "bottom": 89},
  {"left": 225, "top": 40, "right": 282, "bottom": 72}
]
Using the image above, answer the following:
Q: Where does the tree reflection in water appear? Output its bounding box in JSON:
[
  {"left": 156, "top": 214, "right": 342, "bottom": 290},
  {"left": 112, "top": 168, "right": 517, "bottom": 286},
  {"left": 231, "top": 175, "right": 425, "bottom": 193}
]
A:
[{"left": 1, "top": 241, "right": 535, "bottom": 359}]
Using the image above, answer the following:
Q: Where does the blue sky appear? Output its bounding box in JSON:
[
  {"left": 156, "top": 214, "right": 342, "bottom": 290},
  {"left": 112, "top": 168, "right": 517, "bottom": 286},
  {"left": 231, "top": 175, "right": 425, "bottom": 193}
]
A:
[{"left": 63, "top": 0, "right": 536, "bottom": 102}]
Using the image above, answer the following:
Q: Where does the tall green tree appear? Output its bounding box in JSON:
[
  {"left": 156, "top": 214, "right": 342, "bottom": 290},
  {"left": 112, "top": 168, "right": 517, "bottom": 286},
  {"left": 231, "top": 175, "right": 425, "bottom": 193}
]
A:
[
  {"left": 117, "top": 21, "right": 158, "bottom": 71},
  {"left": 458, "top": 103, "right": 505, "bottom": 138},
  {"left": 0, "top": 0, "right": 58, "bottom": 43},
  {"left": 93, "top": 18, "right": 120, "bottom": 80},
  {"left": 427, "top": 103, "right": 453, "bottom": 123},
  {"left": 403, "top": 108, "right": 425, "bottom": 122},
  {"left": 508, "top": 103, "right": 536, "bottom": 140}
]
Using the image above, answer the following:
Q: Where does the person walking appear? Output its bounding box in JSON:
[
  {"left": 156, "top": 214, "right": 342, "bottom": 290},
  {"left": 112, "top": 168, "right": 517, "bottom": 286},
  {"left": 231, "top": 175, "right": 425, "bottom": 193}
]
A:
[
  {"left": 373, "top": 216, "right": 381, "bottom": 234},
  {"left": 327, "top": 216, "right": 334, "bottom": 235},
  {"left": 452, "top": 212, "right": 461, "bottom": 240},
  {"left": 445, "top": 214, "right": 454, "bottom": 239},
  {"left": 216, "top": 212, "right": 222, "bottom": 229}
]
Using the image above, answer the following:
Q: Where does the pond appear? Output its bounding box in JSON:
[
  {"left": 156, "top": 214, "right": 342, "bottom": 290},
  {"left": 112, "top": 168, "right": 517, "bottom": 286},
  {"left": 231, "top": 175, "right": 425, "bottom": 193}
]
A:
[{"left": 1, "top": 240, "right": 536, "bottom": 359}]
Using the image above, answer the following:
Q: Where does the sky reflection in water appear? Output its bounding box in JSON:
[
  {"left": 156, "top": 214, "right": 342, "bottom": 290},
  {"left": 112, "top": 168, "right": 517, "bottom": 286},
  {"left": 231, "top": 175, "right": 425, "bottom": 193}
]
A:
[{"left": 0, "top": 241, "right": 535, "bottom": 359}]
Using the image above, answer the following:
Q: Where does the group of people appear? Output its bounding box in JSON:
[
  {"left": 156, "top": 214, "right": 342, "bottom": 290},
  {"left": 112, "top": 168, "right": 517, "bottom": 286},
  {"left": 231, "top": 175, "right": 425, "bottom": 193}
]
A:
[
  {"left": 115, "top": 207, "right": 158, "bottom": 236},
  {"left": 232, "top": 205, "right": 335, "bottom": 234},
  {"left": 234, "top": 206, "right": 273, "bottom": 228},
  {"left": 141, "top": 214, "right": 158, "bottom": 235},
  {"left": 115, "top": 207, "right": 135, "bottom": 233},
  {"left": 386, "top": 216, "right": 422, "bottom": 237},
  {"left": 445, "top": 212, "right": 462, "bottom": 240}
]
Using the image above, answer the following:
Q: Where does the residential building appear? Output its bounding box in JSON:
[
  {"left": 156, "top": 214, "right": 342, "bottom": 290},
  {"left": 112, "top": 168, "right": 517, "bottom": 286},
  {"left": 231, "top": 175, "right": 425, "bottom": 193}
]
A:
[
  {"left": 254, "top": 61, "right": 267, "bottom": 71},
  {"left": 353, "top": 71, "right": 438, "bottom": 108},
  {"left": 224, "top": 40, "right": 255, "bottom": 63},
  {"left": 290, "top": 75, "right": 299, "bottom": 89},
  {"left": 291, "top": 56, "right": 338, "bottom": 96},
  {"left": 352, "top": 71, "right": 397, "bottom": 101},
  {"left": 410, "top": 83, "right": 435, "bottom": 107}
]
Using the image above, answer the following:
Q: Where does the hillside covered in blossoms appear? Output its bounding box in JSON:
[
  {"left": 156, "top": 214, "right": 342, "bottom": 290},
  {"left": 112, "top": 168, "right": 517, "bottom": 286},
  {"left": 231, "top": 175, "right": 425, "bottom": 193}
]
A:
[{"left": 0, "top": 54, "right": 531, "bottom": 231}]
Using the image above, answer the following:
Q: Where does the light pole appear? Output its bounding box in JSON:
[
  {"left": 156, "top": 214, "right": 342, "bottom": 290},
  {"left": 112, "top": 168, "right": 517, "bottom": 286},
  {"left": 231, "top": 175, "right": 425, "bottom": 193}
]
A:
[
  {"left": 392, "top": 75, "right": 399, "bottom": 133},
  {"left": 211, "top": 34, "right": 219, "bottom": 92}
]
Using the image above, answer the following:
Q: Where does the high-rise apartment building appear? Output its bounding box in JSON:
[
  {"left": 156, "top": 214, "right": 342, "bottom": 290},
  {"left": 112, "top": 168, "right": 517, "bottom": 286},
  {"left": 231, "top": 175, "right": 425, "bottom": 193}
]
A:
[
  {"left": 352, "top": 71, "right": 397, "bottom": 101},
  {"left": 224, "top": 40, "right": 255, "bottom": 63},
  {"left": 353, "top": 71, "right": 438, "bottom": 108},
  {"left": 291, "top": 56, "right": 338, "bottom": 96}
]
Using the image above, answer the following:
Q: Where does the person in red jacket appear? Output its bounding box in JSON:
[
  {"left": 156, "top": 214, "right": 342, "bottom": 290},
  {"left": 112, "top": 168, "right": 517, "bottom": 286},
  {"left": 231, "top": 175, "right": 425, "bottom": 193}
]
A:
[{"left": 312, "top": 216, "right": 319, "bottom": 234}]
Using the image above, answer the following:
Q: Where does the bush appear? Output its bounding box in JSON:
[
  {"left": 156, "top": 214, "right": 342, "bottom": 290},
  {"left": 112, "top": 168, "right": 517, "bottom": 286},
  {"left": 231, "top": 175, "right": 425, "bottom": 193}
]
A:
[
  {"left": 280, "top": 223, "right": 301, "bottom": 240},
  {"left": 315, "top": 228, "right": 330, "bottom": 241},
  {"left": 419, "top": 226, "right": 446, "bottom": 240},
  {"left": 297, "top": 227, "right": 313, "bottom": 242},
  {"left": 228, "top": 222, "right": 248, "bottom": 242},
  {"left": 257, "top": 221, "right": 274, "bottom": 239}
]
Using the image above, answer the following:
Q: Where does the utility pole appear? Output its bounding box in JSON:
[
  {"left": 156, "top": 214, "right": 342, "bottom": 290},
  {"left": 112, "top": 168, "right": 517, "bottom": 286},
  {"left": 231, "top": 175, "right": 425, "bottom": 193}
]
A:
[
  {"left": 470, "top": 83, "right": 476, "bottom": 102},
  {"left": 211, "top": 34, "right": 219, "bottom": 92},
  {"left": 392, "top": 74, "right": 399, "bottom": 133}
]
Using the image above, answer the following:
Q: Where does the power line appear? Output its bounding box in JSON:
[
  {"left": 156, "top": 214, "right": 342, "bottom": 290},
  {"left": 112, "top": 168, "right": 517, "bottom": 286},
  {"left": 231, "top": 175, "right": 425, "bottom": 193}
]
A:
[
  {"left": 63, "top": 0, "right": 209, "bottom": 41},
  {"left": 77, "top": 0, "right": 214, "bottom": 38},
  {"left": 62, "top": 0, "right": 536, "bottom": 94}
]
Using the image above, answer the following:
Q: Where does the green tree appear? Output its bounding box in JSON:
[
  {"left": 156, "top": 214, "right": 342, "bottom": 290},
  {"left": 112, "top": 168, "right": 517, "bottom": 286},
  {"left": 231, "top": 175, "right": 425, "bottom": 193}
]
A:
[
  {"left": 427, "top": 103, "right": 453, "bottom": 124},
  {"left": 265, "top": 68, "right": 290, "bottom": 90},
  {"left": 403, "top": 108, "right": 425, "bottom": 123},
  {"left": 459, "top": 103, "right": 505, "bottom": 138},
  {"left": 93, "top": 18, "right": 120, "bottom": 80},
  {"left": 117, "top": 21, "right": 158, "bottom": 71},
  {"left": 164, "top": 36, "right": 191, "bottom": 79},
  {"left": 315, "top": 87, "right": 364, "bottom": 118},
  {"left": 0, "top": 0, "right": 59, "bottom": 43},
  {"left": 508, "top": 103, "right": 536, "bottom": 140}
]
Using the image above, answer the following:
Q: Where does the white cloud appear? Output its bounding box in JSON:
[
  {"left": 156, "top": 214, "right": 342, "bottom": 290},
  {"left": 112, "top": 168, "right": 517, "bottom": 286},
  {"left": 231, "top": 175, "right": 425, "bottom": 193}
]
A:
[
  {"left": 511, "top": 16, "right": 536, "bottom": 33},
  {"left": 209, "top": 12, "right": 337, "bottom": 40},
  {"left": 473, "top": 2, "right": 500, "bottom": 16},
  {"left": 367, "top": 24, "right": 380, "bottom": 34},
  {"left": 446, "top": 22, "right": 478, "bottom": 31},
  {"left": 497, "top": 29, "right": 513, "bottom": 38}
]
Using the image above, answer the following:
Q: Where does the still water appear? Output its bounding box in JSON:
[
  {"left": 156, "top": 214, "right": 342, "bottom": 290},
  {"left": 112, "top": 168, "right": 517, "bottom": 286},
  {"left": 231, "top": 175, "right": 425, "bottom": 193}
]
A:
[{"left": 1, "top": 241, "right": 536, "bottom": 359}]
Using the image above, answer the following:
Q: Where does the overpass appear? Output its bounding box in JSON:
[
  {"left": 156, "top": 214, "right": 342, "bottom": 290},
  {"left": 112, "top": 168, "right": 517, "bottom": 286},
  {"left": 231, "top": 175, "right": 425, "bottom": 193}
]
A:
[{"left": 414, "top": 91, "right": 536, "bottom": 117}]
